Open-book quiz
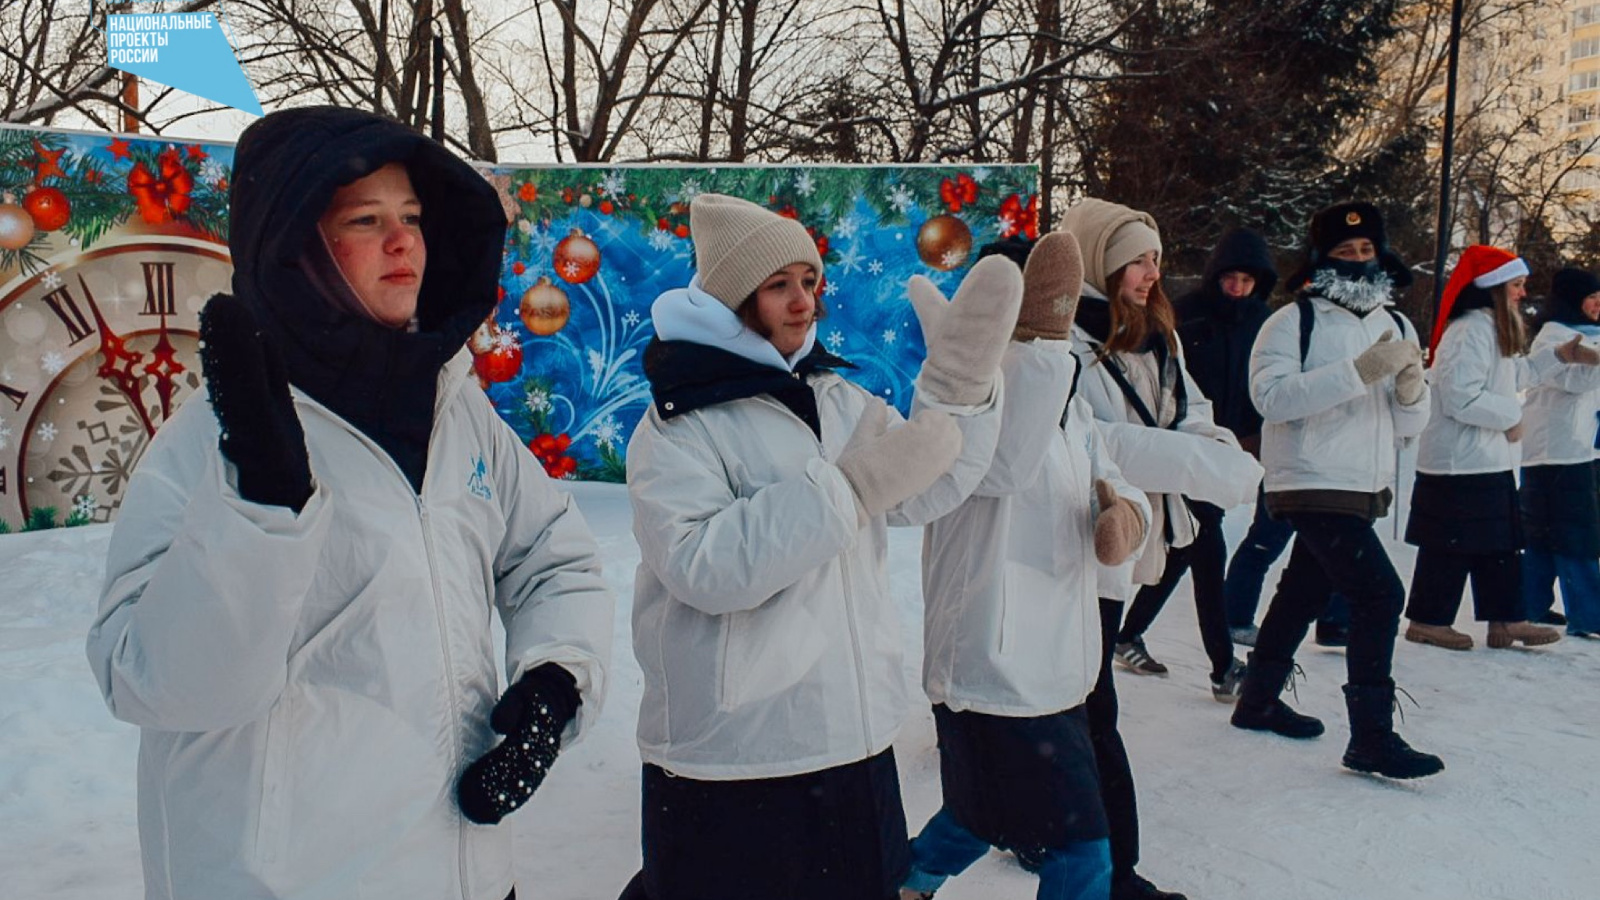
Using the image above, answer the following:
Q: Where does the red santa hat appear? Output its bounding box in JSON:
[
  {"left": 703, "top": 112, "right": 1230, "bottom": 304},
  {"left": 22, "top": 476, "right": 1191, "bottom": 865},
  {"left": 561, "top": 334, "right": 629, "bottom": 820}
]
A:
[{"left": 1428, "top": 245, "right": 1529, "bottom": 360}]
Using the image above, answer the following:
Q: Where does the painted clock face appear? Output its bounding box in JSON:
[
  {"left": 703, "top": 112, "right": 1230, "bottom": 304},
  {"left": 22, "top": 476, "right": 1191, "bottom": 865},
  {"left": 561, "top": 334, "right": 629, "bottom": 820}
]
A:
[{"left": 0, "top": 239, "right": 232, "bottom": 530}]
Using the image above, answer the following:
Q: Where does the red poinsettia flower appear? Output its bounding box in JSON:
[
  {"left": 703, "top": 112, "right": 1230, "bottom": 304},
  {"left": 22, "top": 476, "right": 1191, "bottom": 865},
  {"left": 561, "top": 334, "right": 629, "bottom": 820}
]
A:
[
  {"left": 939, "top": 173, "right": 979, "bottom": 212},
  {"left": 518, "top": 182, "right": 538, "bottom": 202},
  {"left": 128, "top": 149, "right": 195, "bottom": 224}
]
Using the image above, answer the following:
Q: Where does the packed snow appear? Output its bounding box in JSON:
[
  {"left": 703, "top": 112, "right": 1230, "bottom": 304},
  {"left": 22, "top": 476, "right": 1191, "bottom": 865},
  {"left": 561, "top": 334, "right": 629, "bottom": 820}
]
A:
[{"left": 2, "top": 480, "right": 1596, "bottom": 900}]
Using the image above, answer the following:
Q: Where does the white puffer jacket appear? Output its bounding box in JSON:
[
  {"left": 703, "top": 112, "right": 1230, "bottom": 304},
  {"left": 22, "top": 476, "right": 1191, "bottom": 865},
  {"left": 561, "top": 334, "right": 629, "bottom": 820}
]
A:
[
  {"left": 1251, "top": 297, "right": 1430, "bottom": 495},
  {"left": 921, "top": 340, "right": 1148, "bottom": 716},
  {"left": 1521, "top": 321, "right": 1600, "bottom": 467},
  {"left": 86, "top": 353, "right": 613, "bottom": 900},
  {"left": 1070, "top": 321, "right": 1254, "bottom": 599},
  {"left": 626, "top": 288, "right": 1002, "bottom": 780},
  {"left": 1417, "top": 308, "right": 1562, "bottom": 475}
]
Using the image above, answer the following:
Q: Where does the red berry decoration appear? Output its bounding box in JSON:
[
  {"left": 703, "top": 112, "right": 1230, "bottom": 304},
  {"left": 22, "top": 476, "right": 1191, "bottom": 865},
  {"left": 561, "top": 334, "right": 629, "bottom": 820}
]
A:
[
  {"left": 553, "top": 229, "right": 601, "bottom": 284},
  {"left": 23, "top": 187, "right": 70, "bottom": 232},
  {"left": 520, "top": 277, "right": 572, "bottom": 336},
  {"left": 917, "top": 214, "right": 973, "bottom": 271}
]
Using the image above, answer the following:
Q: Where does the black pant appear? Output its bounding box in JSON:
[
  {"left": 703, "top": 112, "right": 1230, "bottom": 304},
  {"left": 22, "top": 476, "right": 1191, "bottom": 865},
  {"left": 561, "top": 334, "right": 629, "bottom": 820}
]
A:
[
  {"left": 1117, "top": 504, "right": 1234, "bottom": 681},
  {"left": 1405, "top": 546, "right": 1522, "bottom": 625},
  {"left": 1086, "top": 598, "right": 1139, "bottom": 882},
  {"left": 1254, "top": 513, "right": 1404, "bottom": 688}
]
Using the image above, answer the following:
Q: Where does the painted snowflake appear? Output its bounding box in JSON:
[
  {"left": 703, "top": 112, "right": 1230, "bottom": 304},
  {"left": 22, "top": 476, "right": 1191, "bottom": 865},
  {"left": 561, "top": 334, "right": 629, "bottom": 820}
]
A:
[
  {"left": 41, "top": 270, "right": 63, "bottom": 290},
  {"left": 592, "top": 415, "right": 622, "bottom": 449},
  {"left": 0, "top": 416, "right": 10, "bottom": 451},
  {"left": 525, "top": 386, "right": 552, "bottom": 414},
  {"left": 72, "top": 493, "right": 98, "bottom": 520},
  {"left": 882, "top": 329, "right": 897, "bottom": 345},
  {"left": 995, "top": 213, "right": 1016, "bottom": 236},
  {"left": 622, "top": 311, "right": 642, "bottom": 327},
  {"left": 561, "top": 259, "right": 587, "bottom": 281},
  {"left": 836, "top": 245, "right": 864, "bottom": 275},
  {"left": 795, "top": 171, "right": 815, "bottom": 197},
  {"left": 648, "top": 230, "right": 674, "bottom": 251},
  {"left": 676, "top": 178, "right": 703, "bottom": 203},
  {"left": 889, "top": 184, "right": 916, "bottom": 214},
  {"left": 867, "top": 260, "right": 884, "bottom": 276},
  {"left": 940, "top": 249, "right": 966, "bottom": 270},
  {"left": 200, "top": 159, "right": 226, "bottom": 185},
  {"left": 835, "top": 215, "right": 859, "bottom": 239},
  {"left": 826, "top": 330, "right": 845, "bottom": 350},
  {"left": 601, "top": 170, "right": 628, "bottom": 198},
  {"left": 532, "top": 230, "right": 558, "bottom": 254},
  {"left": 972, "top": 167, "right": 991, "bottom": 183},
  {"left": 824, "top": 281, "right": 840, "bottom": 297},
  {"left": 36, "top": 421, "right": 57, "bottom": 441},
  {"left": 41, "top": 352, "right": 67, "bottom": 375}
]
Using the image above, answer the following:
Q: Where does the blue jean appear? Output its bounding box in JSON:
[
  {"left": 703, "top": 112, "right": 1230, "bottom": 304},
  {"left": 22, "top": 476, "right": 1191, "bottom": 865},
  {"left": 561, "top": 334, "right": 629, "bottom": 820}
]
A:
[
  {"left": 1522, "top": 548, "right": 1600, "bottom": 633},
  {"left": 904, "top": 808, "right": 1110, "bottom": 900},
  {"left": 1223, "top": 490, "right": 1350, "bottom": 630}
]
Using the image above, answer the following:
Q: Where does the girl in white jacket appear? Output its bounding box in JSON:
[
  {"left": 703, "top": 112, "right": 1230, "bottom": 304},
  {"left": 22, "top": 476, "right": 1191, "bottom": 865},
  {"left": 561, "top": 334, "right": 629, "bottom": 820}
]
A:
[
  {"left": 904, "top": 232, "right": 1149, "bottom": 900},
  {"left": 1404, "top": 245, "right": 1574, "bottom": 651},
  {"left": 620, "top": 194, "right": 1021, "bottom": 900},
  {"left": 1519, "top": 267, "right": 1600, "bottom": 638},
  {"left": 86, "top": 108, "right": 614, "bottom": 900}
]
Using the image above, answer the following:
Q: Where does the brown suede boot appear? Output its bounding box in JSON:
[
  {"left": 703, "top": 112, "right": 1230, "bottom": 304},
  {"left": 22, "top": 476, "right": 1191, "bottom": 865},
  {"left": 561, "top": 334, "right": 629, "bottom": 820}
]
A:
[
  {"left": 1405, "top": 621, "right": 1474, "bottom": 651},
  {"left": 1486, "top": 621, "right": 1561, "bottom": 648}
]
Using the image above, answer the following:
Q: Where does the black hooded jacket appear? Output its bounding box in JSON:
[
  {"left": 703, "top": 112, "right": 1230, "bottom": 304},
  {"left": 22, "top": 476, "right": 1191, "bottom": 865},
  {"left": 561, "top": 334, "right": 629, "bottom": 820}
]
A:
[
  {"left": 1175, "top": 229, "right": 1277, "bottom": 443},
  {"left": 225, "top": 106, "right": 506, "bottom": 491}
]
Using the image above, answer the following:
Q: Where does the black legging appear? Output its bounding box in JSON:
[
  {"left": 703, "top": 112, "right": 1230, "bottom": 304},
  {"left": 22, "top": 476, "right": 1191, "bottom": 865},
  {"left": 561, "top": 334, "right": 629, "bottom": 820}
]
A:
[
  {"left": 1087, "top": 598, "right": 1140, "bottom": 883},
  {"left": 1115, "top": 503, "right": 1234, "bottom": 681}
]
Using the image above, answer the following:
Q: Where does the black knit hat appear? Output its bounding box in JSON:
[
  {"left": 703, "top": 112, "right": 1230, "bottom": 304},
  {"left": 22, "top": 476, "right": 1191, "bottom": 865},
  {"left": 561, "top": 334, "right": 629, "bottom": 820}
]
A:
[
  {"left": 1552, "top": 267, "right": 1600, "bottom": 307},
  {"left": 1286, "top": 200, "right": 1413, "bottom": 291}
]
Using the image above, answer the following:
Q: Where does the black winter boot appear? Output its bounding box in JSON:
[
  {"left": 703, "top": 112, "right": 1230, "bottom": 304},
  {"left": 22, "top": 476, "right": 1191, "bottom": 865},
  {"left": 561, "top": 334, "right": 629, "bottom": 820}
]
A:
[
  {"left": 1341, "top": 682, "right": 1444, "bottom": 779},
  {"left": 1230, "top": 653, "right": 1325, "bottom": 739}
]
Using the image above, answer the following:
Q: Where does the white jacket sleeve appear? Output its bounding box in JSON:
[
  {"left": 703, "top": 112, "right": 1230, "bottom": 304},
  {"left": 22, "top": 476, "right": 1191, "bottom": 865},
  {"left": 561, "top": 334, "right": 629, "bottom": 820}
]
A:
[
  {"left": 628, "top": 415, "right": 859, "bottom": 617},
  {"left": 1530, "top": 324, "right": 1600, "bottom": 394},
  {"left": 1097, "top": 420, "right": 1263, "bottom": 508},
  {"left": 1085, "top": 409, "right": 1152, "bottom": 531},
  {"left": 86, "top": 398, "right": 334, "bottom": 732},
  {"left": 971, "top": 343, "right": 1072, "bottom": 498},
  {"left": 488, "top": 413, "right": 613, "bottom": 743},
  {"left": 1250, "top": 304, "right": 1369, "bottom": 425},
  {"left": 1432, "top": 316, "right": 1521, "bottom": 430}
]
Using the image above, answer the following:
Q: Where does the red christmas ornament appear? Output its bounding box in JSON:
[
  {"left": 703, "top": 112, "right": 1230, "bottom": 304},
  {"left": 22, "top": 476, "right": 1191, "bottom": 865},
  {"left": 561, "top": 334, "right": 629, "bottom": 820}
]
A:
[
  {"left": 23, "top": 187, "right": 70, "bottom": 232},
  {"left": 917, "top": 215, "right": 974, "bottom": 271},
  {"left": 472, "top": 330, "right": 523, "bottom": 383},
  {"left": 468, "top": 317, "right": 498, "bottom": 355},
  {"left": 553, "top": 229, "right": 601, "bottom": 284},
  {"left": 520, "top": 277, "right": 572, "bottom": 335}
]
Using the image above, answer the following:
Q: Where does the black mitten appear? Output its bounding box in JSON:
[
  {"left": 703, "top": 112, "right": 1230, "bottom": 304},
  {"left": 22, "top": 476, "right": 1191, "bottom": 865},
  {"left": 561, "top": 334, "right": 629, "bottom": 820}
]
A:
[
  {"left": 457, "top": 664, "right": 580, "bottom": 825},
  {"left": 199, "top": 295, "right": 313, "bottom": 511}
]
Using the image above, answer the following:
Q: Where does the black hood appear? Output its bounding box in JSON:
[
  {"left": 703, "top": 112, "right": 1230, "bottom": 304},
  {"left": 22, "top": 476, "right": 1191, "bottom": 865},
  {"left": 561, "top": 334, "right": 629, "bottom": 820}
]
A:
[
  {"left": 225, "top": 106, "right": 507, "bottom": 490},
  {"left": 1201, "top": 229, "right": 1277, "bottom": 299},
  {"left": 1545, "top": 267, "right": 1600, "bottom": 327}
]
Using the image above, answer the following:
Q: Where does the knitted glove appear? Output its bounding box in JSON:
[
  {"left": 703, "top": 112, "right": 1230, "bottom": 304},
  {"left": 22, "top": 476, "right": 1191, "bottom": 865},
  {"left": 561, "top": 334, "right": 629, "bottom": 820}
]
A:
[
  {"left": 1093, "top": 479, "right": 1145, "bottom": 566},
  {"left": 1352, "top": 331, "right": 1421, "bottom": 385},
  {"left": 199, "top": 295, "right": 313, "bottom": 511},
  {"left": 1394, "top": 361, "right": 1425, "bottom": 406},
  {"left": 456, "top": 664, "right": 580, "bottom": 826},
  {"left": 908, "top": 255, "right": 1024, "bottom": 406},
  {"left": 1506, "top": 419, "right": 1524, "bottom": 443},
  {"left": 836, "top": 400, "right": 962, "bottom": 523},
  {"left": 1555, "top": 334, "right": 1600, "bottom": 366}
]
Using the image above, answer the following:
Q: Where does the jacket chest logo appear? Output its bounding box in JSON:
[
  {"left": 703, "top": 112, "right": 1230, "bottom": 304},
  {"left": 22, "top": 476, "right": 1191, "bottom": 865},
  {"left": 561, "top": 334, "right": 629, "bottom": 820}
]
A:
[{"left": 467, "top": 455, "right": 492, "bottom": 500}]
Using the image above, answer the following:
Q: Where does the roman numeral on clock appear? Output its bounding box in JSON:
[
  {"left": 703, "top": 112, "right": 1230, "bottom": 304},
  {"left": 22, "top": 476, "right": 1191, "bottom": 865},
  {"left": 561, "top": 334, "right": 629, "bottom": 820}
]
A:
[
  {"left": 42, "top": 285, "right": 97, "bottom": 345},
  {"left": 0, "top": 381, "right": 26, "bottom": 411},
  {"left": 141, "top": 262, "right": 176, "bottom": 317}
]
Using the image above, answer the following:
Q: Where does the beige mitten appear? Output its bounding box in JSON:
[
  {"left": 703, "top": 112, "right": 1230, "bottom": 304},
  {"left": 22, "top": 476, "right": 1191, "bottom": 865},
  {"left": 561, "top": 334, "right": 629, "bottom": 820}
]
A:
[
  {"left": 908, "top": 255, "right": 1024, "bottom": 406},
  {"left": 836, "top": 401, "right": 963, "bottom": 522},
  {"left": 1353, "top": 331, "right": 1421, "bottom": 385},
  {"left": 1394, "top": 361, "right": 1425, "bottom": 406},
  {"left": 1014, "top": 231, "right": 1084, "bottom": 341},
  {"left": 1093, "top": 479, "right": 1145, "bottom": 566},
  {"left": 1555, "top": 335, "right": 1600, "bottom": 366}
]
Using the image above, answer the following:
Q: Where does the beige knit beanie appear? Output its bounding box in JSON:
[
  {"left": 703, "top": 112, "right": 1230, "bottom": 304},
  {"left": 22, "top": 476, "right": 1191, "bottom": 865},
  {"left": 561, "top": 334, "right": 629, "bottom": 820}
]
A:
[
  {"left": 1056, "top": 198, "right": 1162, "bottom": 297},
  {"left": 690, "top": 193, "right": 824, "bottom": 311},
  {"left": 1014, "top": 231, "right": 1084, "bottom": 341}
]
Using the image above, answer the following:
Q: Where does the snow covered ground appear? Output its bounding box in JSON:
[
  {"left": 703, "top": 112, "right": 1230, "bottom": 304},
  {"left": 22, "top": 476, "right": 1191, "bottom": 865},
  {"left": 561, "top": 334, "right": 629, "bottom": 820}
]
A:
[{"left": 3, "top": 480, "right": 1597, "bottom": 900}]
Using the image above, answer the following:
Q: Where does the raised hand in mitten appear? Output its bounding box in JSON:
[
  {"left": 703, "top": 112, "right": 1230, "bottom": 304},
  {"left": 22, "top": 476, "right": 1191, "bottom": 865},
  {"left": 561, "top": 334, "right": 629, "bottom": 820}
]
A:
[
  {"left": 456, "top": 664, "right": 580, "bottom": 826},
  {"left": 1014, "top": 231, "right": 1084, "bottom": 342},
  {"left": 199, "top": 295, "right": 312, "bottom": 511},
  {"left": 1555, "top": 334, "right": 1600, "bottom": 366},
  {"left": 908, "top": 255, "right": 1024, "bottom": 406},
  {"left": 1394, "top": 361, "right": 1426, "bottom": 406},
  {"left": 1093, "top": 479, "right": 1145, "bottom": 566},
  {"left": 1352, "top": 331, "right": 1421, "bottom": 385},
  {"left": 836, "top": 400, "right": 962, "bottom": 524}
]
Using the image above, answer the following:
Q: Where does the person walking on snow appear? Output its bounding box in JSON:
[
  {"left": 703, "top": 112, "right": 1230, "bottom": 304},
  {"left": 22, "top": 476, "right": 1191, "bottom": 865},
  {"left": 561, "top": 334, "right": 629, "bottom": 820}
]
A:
[
  {"left": 618, "top": 193, "right": 1022, "bottom": 900},
  {"left": 1519, "top": 267, "right": 1600, "bottom": 638},
  {"left": 902, "top": 231, "right": 1150, "bottom": 900},
  {"left": 1403, "top": 246, "right": 1593, "bottom": 651},
  {"left": 1231, "top": 201, "right": 1442, "bottom": 779},
  {"left": 1059, "top": 199, "right": 1261, "bottom": 900},
  {"left": 86, "top": 107, "right": 614, "bottom": 900}
]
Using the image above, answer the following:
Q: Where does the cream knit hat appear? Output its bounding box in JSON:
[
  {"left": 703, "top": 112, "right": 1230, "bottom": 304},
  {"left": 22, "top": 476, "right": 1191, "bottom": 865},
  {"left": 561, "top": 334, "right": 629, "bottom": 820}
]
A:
[
  {"left": 690, "top": 193, "right": 824, "bottom": 311},
  {"left": 1056, "top": 198, "right": 1162, "bottom": 297}
]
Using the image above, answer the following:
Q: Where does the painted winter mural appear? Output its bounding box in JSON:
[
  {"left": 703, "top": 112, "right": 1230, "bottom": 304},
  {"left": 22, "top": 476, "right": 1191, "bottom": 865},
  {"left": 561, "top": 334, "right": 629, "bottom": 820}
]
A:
[{"left": 478, "top": 165, "right": 1039, "bottom": 482}]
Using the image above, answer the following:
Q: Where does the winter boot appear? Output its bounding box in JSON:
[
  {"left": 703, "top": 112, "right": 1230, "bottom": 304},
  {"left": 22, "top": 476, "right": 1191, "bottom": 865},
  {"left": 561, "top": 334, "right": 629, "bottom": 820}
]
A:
[
  {"left": 1314, "top": 621, "right": 1349, "bottom": 648},
  {"left": 1230, "top": 653, "right": 1324, "bottom": 738},
  {"left": 1405, "top": 621, "right": 1474, "bottom": 651},
  {"left": 1486, "top": 621, "right": 1561, "bottom": 648},
  {"left": 1112, "top": 871, "right": 1189, "bottom": 900},
  {"left": 1341, "top": 682, "right": 1444, "bottom": 779}
]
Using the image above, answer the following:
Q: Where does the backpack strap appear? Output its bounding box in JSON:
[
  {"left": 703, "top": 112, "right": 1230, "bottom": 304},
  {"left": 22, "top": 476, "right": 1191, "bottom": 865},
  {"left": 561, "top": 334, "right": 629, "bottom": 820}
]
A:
[
  {"left": 1090, "top": 341, "right": 1185, "bottom": 430},
  {"left": 1299, "top": 296, "right": 1411, "bottom": 369}
]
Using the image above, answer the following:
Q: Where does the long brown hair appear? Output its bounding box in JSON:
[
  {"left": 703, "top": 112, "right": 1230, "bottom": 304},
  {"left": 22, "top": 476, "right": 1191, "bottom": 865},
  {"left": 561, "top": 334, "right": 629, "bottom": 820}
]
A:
[
  {"left": 1450, "top": 282, "right": 1526, "bottom": 357},
  {"left": 1102, "top": 267, "right": 1177, "bottom": 356}
]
